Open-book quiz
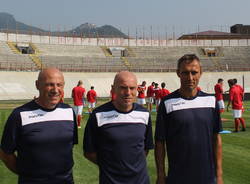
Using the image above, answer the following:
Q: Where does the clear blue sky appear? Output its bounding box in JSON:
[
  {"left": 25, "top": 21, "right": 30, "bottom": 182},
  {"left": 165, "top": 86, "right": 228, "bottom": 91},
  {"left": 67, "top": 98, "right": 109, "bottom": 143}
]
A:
[{"left": 1, "top": 0, "right": 250, "bottom": 36}]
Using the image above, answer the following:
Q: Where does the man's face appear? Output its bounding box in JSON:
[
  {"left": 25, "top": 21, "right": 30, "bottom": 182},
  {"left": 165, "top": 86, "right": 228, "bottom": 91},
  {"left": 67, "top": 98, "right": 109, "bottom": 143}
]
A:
[
  {"left": 113, "top": 76, "right": 137, "bottom": 111},
  {"left": 36, "top": 72, "right": 64, "bottom": 109},
  {"left": 177, "top": 59, "right": 202, "bottom": 92}
]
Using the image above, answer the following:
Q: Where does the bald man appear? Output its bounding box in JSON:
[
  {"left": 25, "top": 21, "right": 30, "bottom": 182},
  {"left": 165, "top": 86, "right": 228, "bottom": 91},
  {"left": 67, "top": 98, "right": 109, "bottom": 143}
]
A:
[
  {"left": 83, "top": 71, "right": 154, "bottom": 184},
  {"left": 0, "top": 67, "right": 78, "bottom": 184}
]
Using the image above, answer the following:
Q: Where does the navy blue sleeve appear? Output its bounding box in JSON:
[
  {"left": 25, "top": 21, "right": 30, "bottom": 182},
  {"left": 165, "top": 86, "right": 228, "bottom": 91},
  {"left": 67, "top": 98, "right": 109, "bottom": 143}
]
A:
[
  {"left": 83, "top": 112, "right": 98, "bottom": 153},
  {"left": 144, "top": 115, "right": 154, "bottom": 150},
  {"left": 155, "top": 100, "right": 167, "bottom": 141},
  {"left": 1, "top": 110, "right": 21, "bottom": 154},
  {"left": 73, "top": 108, "right": 78, "bottom": 144},
  {"left": 214, "top": 101, "right": 223, "bottom": 133}
]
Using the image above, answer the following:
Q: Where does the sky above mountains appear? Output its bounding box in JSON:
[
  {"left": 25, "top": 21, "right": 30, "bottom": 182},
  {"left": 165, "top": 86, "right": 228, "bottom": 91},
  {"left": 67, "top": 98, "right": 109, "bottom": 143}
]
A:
[{"left": 1, "top": 0, "right": 250, "bottom": 36}]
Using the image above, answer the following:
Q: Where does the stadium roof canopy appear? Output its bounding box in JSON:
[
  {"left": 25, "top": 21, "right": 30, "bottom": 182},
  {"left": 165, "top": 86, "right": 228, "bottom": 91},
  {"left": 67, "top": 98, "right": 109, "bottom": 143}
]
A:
[{"left": 178, "top": 30, "right": 250, "bottom": 40}]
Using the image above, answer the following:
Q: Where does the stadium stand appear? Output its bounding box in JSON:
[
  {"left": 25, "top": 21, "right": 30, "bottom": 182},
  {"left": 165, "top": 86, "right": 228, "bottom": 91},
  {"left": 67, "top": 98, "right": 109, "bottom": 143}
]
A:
[
  {"left": 0, "top": 41, "right": 37, "bottom": 71},
  {"left": 0, "top": 32, "right": 250, "bottom": 100},
  {"left": 39, "top": 55, "right": 127, "bottom": 72},
  {"left": 33, "top": 43, "right": 130, "bottom": 72},
  {"left": 127, "top": 46, "right": 207, "bottom": 72},
  {"left": 35, "top": 43, "right": 106, "bottom": 57},
  {"left": 1, "top": 39, "right": 250, "bottom": 99},
  {"left": 126, "top": 46, "right": 250, "bottom": 72},
  {"left": 1, "top": 39, "right": 250, "bottom": 72}
]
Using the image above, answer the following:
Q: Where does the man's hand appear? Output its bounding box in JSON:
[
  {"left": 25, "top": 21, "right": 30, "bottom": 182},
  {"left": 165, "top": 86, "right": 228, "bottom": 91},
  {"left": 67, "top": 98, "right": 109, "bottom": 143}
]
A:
[
  {"left": 217, "top": 176, "right": 224, "bottom": 184},
  {"left": 155, "top": 141, "right": 166, "bottom": 184},
  {"left": 0, "top": 149, "right": 18, "bottom": 174},
  {"left": 156, "top": 176, "right": 166, "bottom": 184}
]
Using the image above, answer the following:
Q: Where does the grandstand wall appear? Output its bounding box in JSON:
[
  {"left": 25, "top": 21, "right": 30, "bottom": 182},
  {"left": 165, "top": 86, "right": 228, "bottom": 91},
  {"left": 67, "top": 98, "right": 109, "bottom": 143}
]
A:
[
  {"left": 0, "top": 71, "right": 249, "bottom": 100},
  {"left": 1, "top": 32, "right": 250, "bottom": 46}
]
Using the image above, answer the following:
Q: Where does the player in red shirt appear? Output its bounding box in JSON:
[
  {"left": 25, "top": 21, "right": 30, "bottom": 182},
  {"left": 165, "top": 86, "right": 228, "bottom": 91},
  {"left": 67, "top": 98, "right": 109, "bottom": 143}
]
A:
[
  {"left": 87, "top": 86, "right": 97, "bottom": 113},
  {"left": 154, "top": 83, "right": 161, "bottom": 111},
  {"left": 137, "top": 81, "right": 146, "bottom": 106},
  {"left": 233, "top": 78, "right": 244, "bottom": 99},
  {"left": 160, "top": 82, "right": 170, "bottom": 99},
  {"left": 233, "top": 78, "right": 245, "bottom": 112},
  {"left": 72, "top": 80, "right": 86, "bottom": 128},
  {"left": 146, "top": 82, "right": 155, "bottom": 112},
  {"left": 227, "top": 79, "right": 246, "bottom": 132},
  {"left": 214, "top": 78, "right": 224, "bottom": 113}
]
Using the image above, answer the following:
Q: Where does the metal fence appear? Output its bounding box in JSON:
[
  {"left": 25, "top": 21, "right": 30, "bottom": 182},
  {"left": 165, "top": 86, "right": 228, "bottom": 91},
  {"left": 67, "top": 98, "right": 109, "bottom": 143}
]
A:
[{"left": 1, "top": 61, "right": 250, "bottom": 73}]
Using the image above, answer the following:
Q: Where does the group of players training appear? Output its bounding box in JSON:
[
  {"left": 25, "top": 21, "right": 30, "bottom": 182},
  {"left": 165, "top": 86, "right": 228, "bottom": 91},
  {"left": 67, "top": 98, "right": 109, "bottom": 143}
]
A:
[
  {"left": 215, "top": 78, "right": 246, "bottom": 132},
  {"left": 2, "top": 53, "right": 240, "bottom": 184}
]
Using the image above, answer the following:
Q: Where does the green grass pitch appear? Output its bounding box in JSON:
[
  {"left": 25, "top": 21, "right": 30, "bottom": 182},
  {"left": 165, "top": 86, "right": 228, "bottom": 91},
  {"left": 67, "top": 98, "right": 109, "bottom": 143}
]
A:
[{"left": 0, "top": 99, "right": 250, "bottom": 184}]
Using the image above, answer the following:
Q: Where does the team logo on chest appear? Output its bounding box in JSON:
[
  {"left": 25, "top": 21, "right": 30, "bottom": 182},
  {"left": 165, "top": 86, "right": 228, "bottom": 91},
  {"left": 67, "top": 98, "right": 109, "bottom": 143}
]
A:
[
  {"left": 96, "top": 110, "right": 149, "bottom": 127},
  {"left": 20, "top": 108, "right": 74, "bottom": 126},
  {"left": 103, "top": 113, "right": 119, "bottom": 119},
  {"left": 165, "top": 96, "right": 216, "bottom": 114},
  {"left": 28, "top": 113, "right": 44, "bottom": 119}
]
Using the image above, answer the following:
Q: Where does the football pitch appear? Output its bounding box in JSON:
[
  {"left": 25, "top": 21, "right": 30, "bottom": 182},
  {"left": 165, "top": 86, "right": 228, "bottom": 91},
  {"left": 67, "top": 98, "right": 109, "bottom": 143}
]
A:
[{"left": 0, "top": 99, "right": 250, "bottom": 184}]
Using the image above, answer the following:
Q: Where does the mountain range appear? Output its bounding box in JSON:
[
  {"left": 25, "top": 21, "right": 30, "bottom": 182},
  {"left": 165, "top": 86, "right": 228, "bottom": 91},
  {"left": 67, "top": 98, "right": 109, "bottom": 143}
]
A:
[{"left": 0, "top": 12, "right": 128, "bottom": 38}]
